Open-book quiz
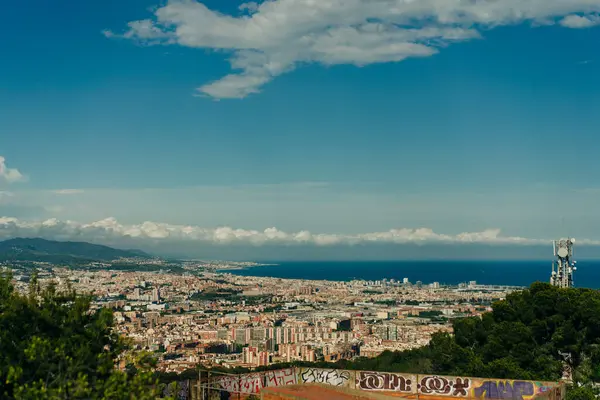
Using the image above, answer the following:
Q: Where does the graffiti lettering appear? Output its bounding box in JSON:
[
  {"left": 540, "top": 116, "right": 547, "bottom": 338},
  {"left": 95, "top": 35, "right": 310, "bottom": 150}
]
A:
[
  {"left": 357, "top": 371, "right": 414, "bottom": 392},
  {"left": 213, "top": 376, "right": 238, "bottom": 393},
  {"left": 300, "top": 368, "right": 351, "bottom": 387},
  {"left": 213, "top": 374, "right": 263, "bottom": 394},
  {"left": 538, "top": 386, "right": 553, "bottom": 393},
  {"left": 453, "top": 378, "right": 471, "bottom": 396},
  {"left": 474, "top": 381, "right": 534, "bottom": 400},
  {"left": 239, "top": 373, "right": 263, "bottom": 394},
  {"left": 265, "top": 368, "right": 297, "bottom": 387},
  {"left": 418, "top": 376, "right": 471, "bottom": 397}
]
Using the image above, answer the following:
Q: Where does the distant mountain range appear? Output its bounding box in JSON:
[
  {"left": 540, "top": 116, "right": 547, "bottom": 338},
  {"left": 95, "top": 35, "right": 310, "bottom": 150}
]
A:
[{"left": 0, "top": 238, "right": 151, "bottom": 263}]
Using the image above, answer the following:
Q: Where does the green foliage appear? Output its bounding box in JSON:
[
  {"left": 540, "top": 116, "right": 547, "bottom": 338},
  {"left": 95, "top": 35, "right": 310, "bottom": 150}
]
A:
[
  {"left": 189, "top": 288, "right": 242, "bottom": 301},
  {"left": 416, "top": 310, "right": 443, "bottom": 318},
  {"left": 0, "top": 271, "right": 168, "bottom": 399},
  {"left": 374, "top": 300, "right": 397, "bottom": 305},
  {"left": 242, "top": 295, "right": 273, "bottom": 306},
  {"left": 565, "top": 385, "right": 600, "bottom": 400}
]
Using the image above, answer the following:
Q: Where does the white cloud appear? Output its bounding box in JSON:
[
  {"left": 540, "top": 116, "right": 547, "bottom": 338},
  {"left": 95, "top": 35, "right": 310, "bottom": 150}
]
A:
[
  {"left": 560, "top": 14, "right": 600, "bottom": 28},
  {"left": 52, "top": 189, "right": 85, "bottom": 195},
  {"left": 239, "top": 2, "right": 259, "bottom": 13},
  {"left": 0, "top": 156, "right": 26, "bottom": 184},
  {"left": 106, "top": 0, "right": 600, "bottom": 99},
  {"left": 2, "top": 216, "right": 599, "bottom": 247}
]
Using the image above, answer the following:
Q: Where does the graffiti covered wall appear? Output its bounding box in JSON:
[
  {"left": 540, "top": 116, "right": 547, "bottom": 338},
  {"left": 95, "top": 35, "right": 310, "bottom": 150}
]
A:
[
  {"left": 210, "top": 368, "right": 298, "bottom": 395},
  {"left": 206, "top": 368, "right": 565, "bottom": 399},
  {"left": 355, "top": 372, "right": 563, "bottom": 400}
]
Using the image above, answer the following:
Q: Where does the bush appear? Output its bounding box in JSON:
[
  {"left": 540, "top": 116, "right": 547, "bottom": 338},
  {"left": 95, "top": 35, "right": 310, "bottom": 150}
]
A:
[{"left": 0, "top": 271, "right": 168, "bottom": 399}]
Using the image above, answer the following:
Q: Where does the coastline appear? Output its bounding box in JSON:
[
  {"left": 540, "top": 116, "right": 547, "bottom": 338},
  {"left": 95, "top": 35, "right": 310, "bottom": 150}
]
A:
[{"left": 214, "top": 260, "right": 600, "bottom": 289}]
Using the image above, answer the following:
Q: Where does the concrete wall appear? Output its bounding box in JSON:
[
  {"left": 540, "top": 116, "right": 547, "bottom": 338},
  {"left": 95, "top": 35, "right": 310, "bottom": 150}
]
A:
[{"left": 201, "top": 368, "right": 566, "bottom": 400}]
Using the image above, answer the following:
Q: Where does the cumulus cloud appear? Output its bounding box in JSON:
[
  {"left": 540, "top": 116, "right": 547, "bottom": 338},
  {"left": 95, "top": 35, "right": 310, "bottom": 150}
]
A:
[
  {"left": 0, "top": 156, "right": 26, "bottom": 184},
  {"left": 105, "top": 0, "right": 600, "bottom": 99},
  {"left": 560, "top": 14, "right": 600, "bottom": 28},
  {"left": 1, "top": 216, "right": 598, "bottom": 247}
]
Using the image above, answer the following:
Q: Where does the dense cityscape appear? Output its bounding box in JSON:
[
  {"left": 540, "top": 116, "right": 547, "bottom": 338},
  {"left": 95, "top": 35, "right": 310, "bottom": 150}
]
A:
[{"left": 3, "top": 256, "right": 518, "bottom": 374}]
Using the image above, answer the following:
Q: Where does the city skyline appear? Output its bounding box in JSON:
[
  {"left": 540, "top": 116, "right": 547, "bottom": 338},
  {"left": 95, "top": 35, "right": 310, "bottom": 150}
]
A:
[{"left": 2, "top": 1, "right": 600, "bottom": 259}]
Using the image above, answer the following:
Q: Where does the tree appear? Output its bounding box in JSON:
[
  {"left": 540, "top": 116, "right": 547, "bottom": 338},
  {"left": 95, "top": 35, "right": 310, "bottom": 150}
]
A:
[
  {"left": 0, "top": 271, "right": 169, "bottom": 399},
  {"left": 565, "top": 385, "right": 600, "bottom": 400}
]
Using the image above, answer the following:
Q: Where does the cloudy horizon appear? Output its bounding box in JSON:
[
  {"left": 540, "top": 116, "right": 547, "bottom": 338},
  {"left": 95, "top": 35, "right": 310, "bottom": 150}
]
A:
[
  {"left": 1, "top": 214, "right": 599, "bottom": 260},
  {"left": 3, "top": 1, "right": 600, "bottom": 261}
]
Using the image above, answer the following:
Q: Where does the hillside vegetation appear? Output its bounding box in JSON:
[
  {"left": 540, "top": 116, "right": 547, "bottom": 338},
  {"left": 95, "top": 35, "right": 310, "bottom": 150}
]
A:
[
  {"left": 0, "top": 271, "right": 167, "bottom": 399},
  {"left": 0, "top": 238, "right": 150, "bottom": 263}
]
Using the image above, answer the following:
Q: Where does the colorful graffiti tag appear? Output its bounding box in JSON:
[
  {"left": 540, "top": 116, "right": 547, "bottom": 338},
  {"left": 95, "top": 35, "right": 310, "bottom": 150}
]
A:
[
  {"left": 299, "top": 368, "right": 351, "bottom": 387},
  {"left": 473, "top": 380, "right": 535, "bottom": 400},
  {"left": 536, "top": 382, "right": 564, "bottom": 400},
  {"left": 357, "top": 371, "right": 415, "bottom": 393}
]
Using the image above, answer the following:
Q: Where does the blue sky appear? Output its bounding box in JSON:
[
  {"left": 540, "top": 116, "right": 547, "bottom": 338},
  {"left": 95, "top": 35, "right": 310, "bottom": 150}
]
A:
[{"left": 1, "top": 0, "right": 600, "bottom": 258}]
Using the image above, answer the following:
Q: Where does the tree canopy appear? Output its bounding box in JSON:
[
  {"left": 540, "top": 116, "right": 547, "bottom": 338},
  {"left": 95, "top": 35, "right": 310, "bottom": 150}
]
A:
[{"left": 0, "top": 271, "right": 166, "bottom": 399}]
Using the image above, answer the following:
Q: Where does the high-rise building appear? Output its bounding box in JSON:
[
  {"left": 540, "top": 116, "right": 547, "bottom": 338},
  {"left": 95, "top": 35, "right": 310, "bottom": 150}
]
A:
[
  {"left": 243, "top": 346, "right": 258, "bottom": 365},
  {"left": 258, "top": 351, "right": 270, "bottom": 366},
  {"left": 151, "top": 287, "right": 160, "bottom": 302},
  {"left": 234, "top": 328, "right": 248, "bottom": 345}
]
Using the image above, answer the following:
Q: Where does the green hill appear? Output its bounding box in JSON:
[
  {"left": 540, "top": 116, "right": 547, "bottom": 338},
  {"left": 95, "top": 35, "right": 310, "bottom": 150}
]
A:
[{"left": 0, "top": 237, "right": 151, "bottom": 263}]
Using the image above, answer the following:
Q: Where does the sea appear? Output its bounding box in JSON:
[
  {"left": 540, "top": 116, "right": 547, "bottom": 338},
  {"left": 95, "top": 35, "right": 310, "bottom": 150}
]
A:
[{"left": 220, "top": 260, "right": 600, "bottom": 289}]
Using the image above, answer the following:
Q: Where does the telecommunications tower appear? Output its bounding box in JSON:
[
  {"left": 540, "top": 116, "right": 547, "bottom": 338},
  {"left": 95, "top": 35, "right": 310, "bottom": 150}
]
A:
[{"left": 550, "top": 238, "right": 577, "bottom": 288}]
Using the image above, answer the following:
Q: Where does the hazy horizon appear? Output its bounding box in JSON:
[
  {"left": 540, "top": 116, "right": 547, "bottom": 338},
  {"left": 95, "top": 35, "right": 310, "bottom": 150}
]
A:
[{"left": 6, "top": 236, "right": 599, "bottom": 262}]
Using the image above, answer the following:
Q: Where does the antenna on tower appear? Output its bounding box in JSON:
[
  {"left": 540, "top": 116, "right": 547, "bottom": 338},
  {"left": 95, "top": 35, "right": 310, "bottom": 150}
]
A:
[{"left": 550, "top": 237, "right": 576, "bottom": 288}]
